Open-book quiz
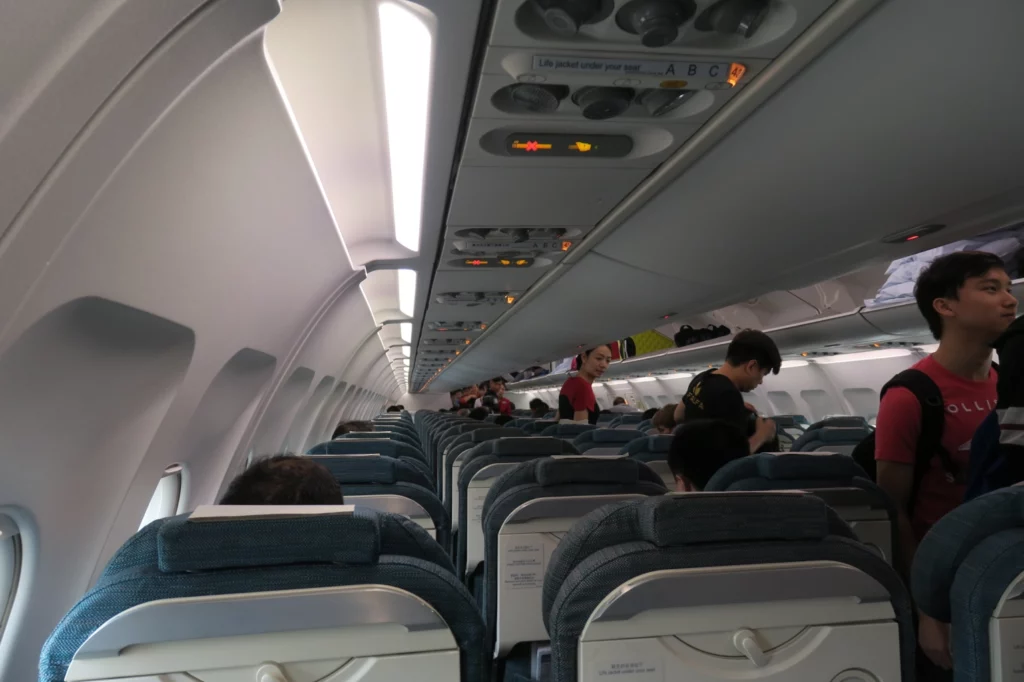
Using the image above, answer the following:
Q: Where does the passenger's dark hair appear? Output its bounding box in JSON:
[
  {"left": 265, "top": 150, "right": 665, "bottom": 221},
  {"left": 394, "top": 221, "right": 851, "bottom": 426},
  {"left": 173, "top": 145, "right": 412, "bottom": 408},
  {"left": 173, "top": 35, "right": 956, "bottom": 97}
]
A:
[
  {"left": 641, "top": 407, "right": 658, "bottom": 420},
  {"left": 668, "top": 419, "right": 749, "bottom": 491},
  {"left": 220, "top": 454, "right": 344, "bottom": 505},
  {"left": 652, "top": 404, "right": 676, "bottom": 433},
  {"left": 529, "top": 398, "right": 545, "bottom": 410},
  {"left": 494, "top": 414, "right": 514, "bottom": 426},
  {"left": 386, "top": 405, "right": 401, "bottom": 413},
  {"left": 331, "top": 420, "right": 373, "bottom": 439},
  {"left": 469, "top": 407, "right": 489, "bottom": 420},
  {"left": 613, "top": 397, "right": 626, "bottom": 406},
  {"left": 725, "top": 330, "right": 781, "bottom": 375},
  {"left": 915, "top": 250, "right": 1007, "bottom": 339}
]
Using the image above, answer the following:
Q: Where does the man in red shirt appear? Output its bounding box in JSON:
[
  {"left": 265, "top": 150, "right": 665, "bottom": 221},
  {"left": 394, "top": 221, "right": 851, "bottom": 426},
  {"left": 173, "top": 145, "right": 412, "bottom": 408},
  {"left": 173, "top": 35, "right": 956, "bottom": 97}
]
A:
[{"left": 875, "top": 250, "right": 1017, "bottom": 670}]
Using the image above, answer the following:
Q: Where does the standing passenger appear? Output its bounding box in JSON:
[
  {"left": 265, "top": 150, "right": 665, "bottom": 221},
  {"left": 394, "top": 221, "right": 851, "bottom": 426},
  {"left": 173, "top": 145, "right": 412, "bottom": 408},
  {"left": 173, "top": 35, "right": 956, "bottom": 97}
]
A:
[
  {"left": 873, "top": 251, "right": 1016, "bottom": 671},
  {"left": 559, "top": 345, "right": 612, "bottom": 424},
  {"left": 676, "top": 330, "right": 780, "bottom": 453}
]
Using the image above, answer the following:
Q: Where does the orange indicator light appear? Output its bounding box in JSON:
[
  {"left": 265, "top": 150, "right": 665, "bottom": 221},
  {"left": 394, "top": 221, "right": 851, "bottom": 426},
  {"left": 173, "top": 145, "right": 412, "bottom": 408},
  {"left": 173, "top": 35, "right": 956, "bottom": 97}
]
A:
[
  {"left": 466, "top": 259, "right": 488, "bottom": 266},
  {"left": 515, "top": 259, "right": 529, "bottom": 266},
  {"left": 506, "top": 295, "right": 516, "bottom": 304},
  {"left": 728, "top": 63, "right": 746, "bottom": 87},
  {"left": 511, "top": 140, "right": 553, "bottom": 152},
  {"left": 500, "top": 259, "right": 511, "bottom": 266},
  {"left": 561, "top": 241, "right": 572, "bottom": 251}
]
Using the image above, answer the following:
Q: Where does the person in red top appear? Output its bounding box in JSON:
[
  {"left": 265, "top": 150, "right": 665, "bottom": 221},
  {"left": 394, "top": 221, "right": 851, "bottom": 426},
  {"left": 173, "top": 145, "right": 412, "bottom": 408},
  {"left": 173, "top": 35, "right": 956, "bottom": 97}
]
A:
[
  {"left": 875, "top": 250, "right": 1017, "bottom": 671},
  {"left": 559, "top": 345, "right": 612, "bottom": 424}
]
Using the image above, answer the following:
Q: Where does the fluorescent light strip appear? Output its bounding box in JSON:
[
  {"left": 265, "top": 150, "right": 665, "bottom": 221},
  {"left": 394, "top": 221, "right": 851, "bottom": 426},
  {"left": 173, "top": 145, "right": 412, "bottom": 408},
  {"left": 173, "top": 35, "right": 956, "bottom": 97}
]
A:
[
  {"left": 379, "top": 2, "right": 432, "bottom": 252},
  {"left": 398, "top": 269, "right": 416, "bottom": 316},
  {"left": 401, "top": 345, "right": 410, "bottom": 357},
  {"left": 917, "top": 343, "right": 939, "bottom": 353},
  {"left": 812, "top": 348, "right": 912, "bottom": 365},
  {"left": 659, "top": 372, "right": 693, "bottom": 380},
  {"left": 400, "top": 322, "right": 412, "bottom": 343},
  {"left": 604, "top": 380, "right": 629, "bottom": 386},
  {"left": 630, "top": 377, "right": 658, "bottom": 383},
  {"left": 780, "top": 360, "right": 809, "bottom": 369}
]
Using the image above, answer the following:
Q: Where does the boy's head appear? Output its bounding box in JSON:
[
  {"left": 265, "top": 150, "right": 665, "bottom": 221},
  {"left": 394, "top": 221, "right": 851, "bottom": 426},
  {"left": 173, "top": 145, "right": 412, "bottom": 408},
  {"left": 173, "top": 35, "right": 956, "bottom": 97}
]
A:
[
  {"left": 915, "top": 250, "right": 1016, "bottom": 341},
  {"left": 613, "top": 397, "right": 626, "bottom": 406},
  {"left": 652, "top": 404, "right": 677, "bottom": 434},
  {"left": 724, "top": 330, "right": 781, "bottom": 391},
  {"left": 220, "top": 454, "right": 344, "bottom": 505},
  {"left": 668, "top": 419, "right": 749, "bottom": 492}
]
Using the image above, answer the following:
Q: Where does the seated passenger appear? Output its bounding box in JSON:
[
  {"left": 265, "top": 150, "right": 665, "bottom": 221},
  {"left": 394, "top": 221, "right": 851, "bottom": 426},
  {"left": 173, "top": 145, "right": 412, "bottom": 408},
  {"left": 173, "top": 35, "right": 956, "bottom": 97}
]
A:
[
  {"left": 220, "top": 454, "right": 345, "bottom": 505},
  {"left": 529, "top": 398, "right": 550, "bottom": 419},
  {"left": 667, "top": 419, "right": 749, "bottom": 492},
  {"left": 652, "top": 404, "right": 677, "bottom": 434},
  {"left": 608, "top": 397, "right": 638, "bottom": 413},
  {"left": 331, "top": 420, "right": 372, "bottom": 439},
  {"left": 494, "top": 414, "right": 514, "bottom": 426},
  {"left": 386, "top": 405, "right": 402, "bottom": 413},
  {"left": 641, "top": 407, "right": 658, "bottom": 420},
  {"left": 468, "top": 407, "right": 489, "bottom": 421}
]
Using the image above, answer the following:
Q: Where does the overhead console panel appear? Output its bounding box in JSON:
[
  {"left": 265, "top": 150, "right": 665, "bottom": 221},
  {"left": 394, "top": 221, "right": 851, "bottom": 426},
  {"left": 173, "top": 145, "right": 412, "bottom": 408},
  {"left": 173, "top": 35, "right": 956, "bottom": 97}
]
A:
[{"left": 416, "top": 0, "right": 846, "bottom": 390}]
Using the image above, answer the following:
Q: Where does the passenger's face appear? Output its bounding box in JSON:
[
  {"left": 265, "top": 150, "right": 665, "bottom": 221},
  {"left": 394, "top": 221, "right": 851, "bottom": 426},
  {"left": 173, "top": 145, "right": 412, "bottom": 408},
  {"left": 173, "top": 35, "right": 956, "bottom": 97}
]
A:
[
  {"left": 738, "top": 361, "right": 771, "bottom": 392},
  {"left": 942, "top": 268, "right": 1017, "bottom": 341},
  {"left": 582, "top": 346, "right": 612, "bottom": 379}
]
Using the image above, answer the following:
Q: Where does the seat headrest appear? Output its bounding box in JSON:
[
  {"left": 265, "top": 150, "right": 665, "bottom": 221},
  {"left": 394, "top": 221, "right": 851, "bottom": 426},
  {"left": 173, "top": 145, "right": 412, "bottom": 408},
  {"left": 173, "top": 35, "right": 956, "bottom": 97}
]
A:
[
  {"left": 536, "top": 457, "right": 642, "bottom": 486},
  {"left": 640, "top": 493, "right": 840, "bottom": 547},
  {"left": 469, "top": 427, "right": 524, "bottom": 442},
  {"left": 307, "top": 439, "right": 417, "bottom": 457},
  {"left": 312, "top": 455, "right": 398, "bottom": 484},
  {"left": 755, "top": 452, "right": 866, "bottom": 480},
  {"left": 819, "top": 427, "right": 872, "bottom": 442},
  {"left": 491, "top": 437, "right": 571, "bottom": 456},
  {"left": 591, "top": 428, "right": 643, "bottom": 443},
  {"left": 630, "top": 435, "right": 672, "bottom": 454},
  {"left": 158, "top": 507, "right": 379, "bottom": 571}
]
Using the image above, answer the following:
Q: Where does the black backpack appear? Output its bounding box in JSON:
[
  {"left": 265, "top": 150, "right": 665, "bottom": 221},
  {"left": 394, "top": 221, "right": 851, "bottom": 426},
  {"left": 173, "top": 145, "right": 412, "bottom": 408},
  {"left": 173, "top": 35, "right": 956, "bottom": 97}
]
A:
[{"left": 851, "top": 369, "right": 959, "bottom": 512}]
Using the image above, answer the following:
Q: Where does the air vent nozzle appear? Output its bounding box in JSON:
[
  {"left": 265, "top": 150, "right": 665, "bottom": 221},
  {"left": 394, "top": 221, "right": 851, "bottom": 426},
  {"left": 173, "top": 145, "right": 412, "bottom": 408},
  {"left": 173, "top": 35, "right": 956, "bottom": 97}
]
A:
[
  {"left": 695, "top": 0, "right": 769, "bottom": 38},
  {"left": 532, "top": 0, "right": 605, "bottom": 36},
  {"left": 616, "top": 0, "right": 696, "bottom": 47},
  {"left": 493, "top": 84, "right": 570, "bottom": 115},
  {"left": 572, "top": 86, "right": 634, "bottom": 120}
]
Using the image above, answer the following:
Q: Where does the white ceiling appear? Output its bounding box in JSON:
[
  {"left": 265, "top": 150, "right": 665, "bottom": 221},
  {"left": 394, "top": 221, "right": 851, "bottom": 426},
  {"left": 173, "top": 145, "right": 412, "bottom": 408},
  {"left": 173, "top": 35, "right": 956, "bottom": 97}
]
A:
[{"left": 416, "top": 0, "right": 1024, "bottom": 391}]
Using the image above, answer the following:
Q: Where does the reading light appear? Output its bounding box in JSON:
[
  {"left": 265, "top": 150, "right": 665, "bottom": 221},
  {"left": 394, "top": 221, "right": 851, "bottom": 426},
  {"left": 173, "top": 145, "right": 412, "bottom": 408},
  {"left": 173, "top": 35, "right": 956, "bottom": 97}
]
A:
[
  {"left": 379, "top": 2, "right": 433, "bottom": 251},
  {"left": 398, "top": 269, "right": 416, "bottom": 316},
  {"left": 400, "top": 322, "right": 412, "bottom": 343},
  {"left": 780, "top": 360, "right": 809, "bottom": 369},
  {"left": 812, "top": 349, "right": 912, "bottom": 365}
]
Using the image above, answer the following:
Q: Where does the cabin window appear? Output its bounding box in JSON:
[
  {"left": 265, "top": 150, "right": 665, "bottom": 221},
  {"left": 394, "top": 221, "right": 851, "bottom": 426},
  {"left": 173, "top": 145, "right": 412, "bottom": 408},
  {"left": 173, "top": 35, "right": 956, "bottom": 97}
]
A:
[
  {"left": 843, "top": 388, "right": 881, "bottom": 421},
  {"left": 766, "top": 391, "right": 798, "bottom": 415},
  {"left": 139, "top": 464, "right": 183, "bottom": 529},
  {"left": 800, "top": 389, "right": 843, "bottom": 421},
  {"left": 0, "top": 515, "right": 21, "bottom": 642}
]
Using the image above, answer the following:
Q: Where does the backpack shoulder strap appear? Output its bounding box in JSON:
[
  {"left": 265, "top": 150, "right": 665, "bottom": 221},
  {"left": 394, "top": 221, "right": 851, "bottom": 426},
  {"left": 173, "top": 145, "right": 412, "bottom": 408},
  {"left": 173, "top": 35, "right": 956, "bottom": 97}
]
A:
[{"left": 881, "top": 369, "right": 956, "bottom": 507}]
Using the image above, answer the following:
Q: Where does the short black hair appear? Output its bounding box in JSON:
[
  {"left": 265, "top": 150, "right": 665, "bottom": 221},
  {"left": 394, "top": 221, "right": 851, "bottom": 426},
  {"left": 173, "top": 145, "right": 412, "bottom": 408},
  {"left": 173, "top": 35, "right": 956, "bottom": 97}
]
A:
[
  {"left": 494, "top": 414, "right": 514, "bottom": 426},
  {"left": 613, "top": 397, "right": 626, "bottom": 406},
  {"left": 386, "top": 405, "right": 401, "bottom": 413},
  {"left": 332, "top": 420, "right": 372, "bottom": 439},
  {"left": 725, "top": 330, "right": 781, "bottom": 375},
  {"left": 529, "top": 398, "right": 545, "bottom": 409},
  {"left": 915, "top": 250, "right": 1007, "bottom": 339},
  {"left": 641, "top": 407, "right": 658, "bottom": 419},
  {"left": 469, "top": 407, "right": 489, "bottom": 420},
  {"left": 668, "top": 419, "right": 749, "bottom": 491},
  {"left": 220, "top": 454, "right": 345, "bottom": 505}
]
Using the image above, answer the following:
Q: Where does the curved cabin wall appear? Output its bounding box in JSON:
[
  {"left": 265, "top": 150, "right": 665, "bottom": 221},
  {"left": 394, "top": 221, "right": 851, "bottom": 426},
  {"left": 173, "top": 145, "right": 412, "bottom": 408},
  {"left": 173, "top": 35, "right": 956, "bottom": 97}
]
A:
[{"left": 0, "top": 2, "right": 396, "bottom": 676}]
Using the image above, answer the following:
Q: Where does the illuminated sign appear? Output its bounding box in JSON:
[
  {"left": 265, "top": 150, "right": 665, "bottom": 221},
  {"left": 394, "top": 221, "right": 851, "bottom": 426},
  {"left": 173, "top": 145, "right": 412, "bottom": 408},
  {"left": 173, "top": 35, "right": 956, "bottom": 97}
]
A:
[
  {"left": 454, "top": 258, "right": 535, "bottom": 269},
  {"left": 728, "top": 63, "right": 747, "bottom": 87},
  {"left": 504, "top": 133, "right": 633, "bottom": 158}
]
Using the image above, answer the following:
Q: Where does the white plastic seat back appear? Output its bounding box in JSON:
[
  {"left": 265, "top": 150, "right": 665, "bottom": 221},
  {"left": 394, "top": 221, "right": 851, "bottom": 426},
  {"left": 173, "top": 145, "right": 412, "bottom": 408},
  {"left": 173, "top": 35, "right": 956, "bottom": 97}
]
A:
[
  {"left": 465, "top": 462, "right": 521, "bottom": 578},
  {"left": 495, "top": 494, "right": 647, "bottom": 657},
  {"left": 643, "top": 459, "right": 674, "bottom": 488},
  {"left": 577, "top": 561, "right": 901, "bottom": 682},
  {"left": 991, "top": 572, "right": 1024, "bottom": 681},
  {"left": 810, "top": 488, "right": 893, "bottom": 564},
  {"left": 66, "top": 585, "right": 459, "bottom": 682},
  {"left": 349, "top": 494, "right": 436, "bottom": 540}
]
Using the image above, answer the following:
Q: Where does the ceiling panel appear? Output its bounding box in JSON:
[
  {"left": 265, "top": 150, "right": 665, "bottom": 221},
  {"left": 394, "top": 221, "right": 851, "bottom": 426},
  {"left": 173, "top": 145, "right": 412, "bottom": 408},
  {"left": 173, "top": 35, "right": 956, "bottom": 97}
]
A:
[{"left": 447, "top": 166, "right": 651, "bottom": 226}]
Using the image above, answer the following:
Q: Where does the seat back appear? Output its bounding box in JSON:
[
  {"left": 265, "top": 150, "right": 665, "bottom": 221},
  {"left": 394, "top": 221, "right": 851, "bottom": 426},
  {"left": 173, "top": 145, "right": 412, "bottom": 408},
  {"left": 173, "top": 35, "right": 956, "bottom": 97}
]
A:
[
  {"left": 791, "top": 426, "right": 873, "bottom": 455},
  {"left": 444, "top": 427, "right": 526, "bottom": 513},
  {"left": 349, "top": 494, "right": 436, "bottom": 539},
  {"left": 539, "top": 422, "right": 596, "bottom": 441},
  {"left": 705, "top": 453, "right": 898, "bottom": 563},
  {"left": 620, "top": 435, "right": 674, "bottom": 487},
  {"left": 912, "top": 486, "right": 1024, "bottom": 682},
  {"left": 544, "top": 493, "right": 914, "bottom": 682},
  {"left": 307, "top": 438, "right": 428, "bottom": 469},
  {"left": 522, "top": 419, "right": 558, "bottom": 434},
  {"left": 608, "top": 413, "right": 643, "bottom": 429},
  {"left": 40, "top": 506, "right": 487, "bottom": 682},
  {"left": 310, "top": 454, "right": 449, "bottom": 547},
  {"left": 435, "top": 422, "right": 488, "bottom": 468},
  {"left": 573, "top": 428, "right": 644, "bottom": 456},
  {"left": 595, "top": 412, "right": 616, "bottom": 425},
  {"left": 806, "top": 415, "right": 869, "bottom": 431},
  {"left": 456, "top": 438, "right": 578, "bottom": 579},
  {"left": 483, "top": 457, "right": 667, "bottom": 656}
]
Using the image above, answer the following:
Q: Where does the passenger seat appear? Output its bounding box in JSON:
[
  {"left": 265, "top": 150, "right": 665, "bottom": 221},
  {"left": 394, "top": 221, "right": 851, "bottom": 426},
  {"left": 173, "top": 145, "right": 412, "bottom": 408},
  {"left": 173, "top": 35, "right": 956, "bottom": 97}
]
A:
[
  {"left": 543, "top": 493, "right": 914, "bottom": 682},
  {"left": 40, "top": 506, "right": 487, "bottom": 682},
  {"left": 791, "top": 426, "right": 873, "bottom": 455},
  {"left": 573, "top": 428, "right": 644, "bottom": 456},
  {"left": 619, "top": 434, "right": 674, "bottom": 487}
]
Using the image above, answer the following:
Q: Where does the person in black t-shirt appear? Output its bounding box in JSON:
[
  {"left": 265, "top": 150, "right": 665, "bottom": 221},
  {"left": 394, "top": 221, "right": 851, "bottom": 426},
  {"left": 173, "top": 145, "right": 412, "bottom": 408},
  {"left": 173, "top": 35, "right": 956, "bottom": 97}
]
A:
[{"left": 676, "top": 329, "right": 781, "bottom": 453}]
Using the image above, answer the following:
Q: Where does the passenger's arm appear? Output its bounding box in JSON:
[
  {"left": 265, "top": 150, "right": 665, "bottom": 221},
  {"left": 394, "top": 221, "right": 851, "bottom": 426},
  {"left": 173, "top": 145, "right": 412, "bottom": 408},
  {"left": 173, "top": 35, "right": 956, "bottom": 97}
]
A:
[
  {"left": 875, "top": 460, "right": 917, "bottom": 576},
  {"left": 749, "top": 416, "right": 777, "bottom": 454}
]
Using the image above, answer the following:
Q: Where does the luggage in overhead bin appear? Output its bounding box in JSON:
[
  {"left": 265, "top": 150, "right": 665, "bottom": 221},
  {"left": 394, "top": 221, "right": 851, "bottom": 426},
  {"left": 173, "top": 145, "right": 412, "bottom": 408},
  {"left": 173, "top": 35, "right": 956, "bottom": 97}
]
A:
[
  {"left": 673, "top": 324, "right": 730, "bottom": 348},
  {"left": 621, "top": 330, "right": 673, "bottom": 358}
]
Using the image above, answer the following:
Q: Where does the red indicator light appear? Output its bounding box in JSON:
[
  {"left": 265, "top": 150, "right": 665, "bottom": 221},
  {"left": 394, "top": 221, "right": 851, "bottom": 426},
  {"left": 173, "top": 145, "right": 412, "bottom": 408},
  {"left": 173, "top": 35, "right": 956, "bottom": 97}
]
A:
[
  {"left": 728, "top": 63, "right": 747, "bottom": 87},
  {"left": 511, "top": 140, "right": 553, "bottom": 152},
  {"left": 561, "top": 241, "right": 572, "bottom": 251},
  {"left": 466, "top": 259, "right": 488, "bottom": 266},
  {"left": 906, "top": 235, "right": 919, "bottom": 241}
]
